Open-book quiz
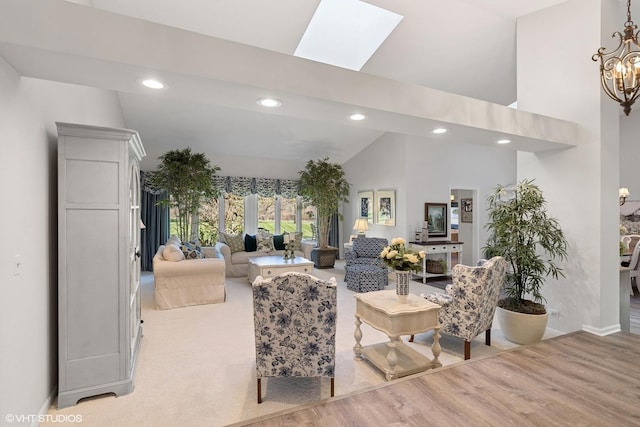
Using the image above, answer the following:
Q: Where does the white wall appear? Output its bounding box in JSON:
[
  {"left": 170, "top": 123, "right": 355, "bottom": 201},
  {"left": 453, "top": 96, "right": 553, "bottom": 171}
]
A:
[
  {"left": 517, "top": 0, "right": 621, "bottom": 333},
  {"left": 620, "top": 116, "right": 640, "bottom": 200},
  {"left": 343, "top": 132, "right": 516, "bottom": 263},
  {"left": 0, "top": 56, "right": 125, "bottom": 422}
]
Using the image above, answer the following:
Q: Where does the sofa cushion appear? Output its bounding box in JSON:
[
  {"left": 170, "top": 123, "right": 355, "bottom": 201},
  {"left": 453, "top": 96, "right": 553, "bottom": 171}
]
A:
[
  {"left": 221, "top": 232, "right": 244, "bottom": 253},
  {"left": 273, "top": 233, "right": 285, "bottom": 250},
  {"left": 256, "top": 231, "right": 275, "bottom": 252},
  {"left": 245, "top": 234, "right": 258, "bottom": 252},
  {"left": 163, "top": 243, "right": 185, "bottom": 262},
  {"left": 181, "top": 241, "right": 204, "bottom": 259}
]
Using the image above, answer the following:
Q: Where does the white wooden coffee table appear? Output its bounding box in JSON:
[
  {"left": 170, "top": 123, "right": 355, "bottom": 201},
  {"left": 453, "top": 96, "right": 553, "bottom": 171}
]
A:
[
  {"left": 248, "top": 256, "right": 315, "bottom": 283},
  {"left": 354, "top": 290, "right": 441, "bottom": 380}
]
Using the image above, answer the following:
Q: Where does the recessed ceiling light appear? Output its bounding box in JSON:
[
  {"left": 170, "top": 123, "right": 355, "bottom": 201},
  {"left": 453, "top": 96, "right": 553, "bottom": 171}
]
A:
[
  {"left": 256, "top": 98, "right": 282, "bottom": 108},
  {"left": 497, "top": 139, "right": 511, "bottom": 144},
  {"left": 432, "top": 128, "right": 447, "bottom": 134},
  {"left": 141, "top": 79, "right": 165, "bottom": 89},
  {"left": 349, "top": 113, "right": 366, "bottom": 121}
]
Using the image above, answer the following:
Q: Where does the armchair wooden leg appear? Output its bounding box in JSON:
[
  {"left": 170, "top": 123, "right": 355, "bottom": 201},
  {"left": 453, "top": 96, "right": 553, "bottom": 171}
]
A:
[
  {"left": 464, "top": 341, "right": 471, "bottom": 360},
  {"left": 485, "top": 329, "right": 491, "bottom": 346},
  {"left": 257, "top": 378, "right": 262, "bottom": 404},
  {"left": 330, "top": 378, "right": 335, "bottom": 397},
  {"left": 409, "top": 334, "right": 414, "bottom": 342}
]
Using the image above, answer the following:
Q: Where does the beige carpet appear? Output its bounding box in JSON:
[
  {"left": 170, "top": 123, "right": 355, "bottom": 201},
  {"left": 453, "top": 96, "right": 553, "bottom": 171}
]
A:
[{"left": 43, "top": 261, "right": 551, "bottom": 427}]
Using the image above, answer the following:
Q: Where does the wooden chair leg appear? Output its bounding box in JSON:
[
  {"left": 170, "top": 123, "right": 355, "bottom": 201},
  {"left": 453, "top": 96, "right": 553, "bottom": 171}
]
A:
[
  {"left": 330, "top": 378, "right": 335, "bottom": 397},
  {"left": 257, "top": 378, "right": 262, "bottom": 404},
  {"left": 485, "top": 329, "right": 491, "bottom": 346},
  {"left": 464, "top": 341, "right": 471, "bottom": 360},
  {"left": 409, "top": 334, "right": 414, "bottom": 342}
]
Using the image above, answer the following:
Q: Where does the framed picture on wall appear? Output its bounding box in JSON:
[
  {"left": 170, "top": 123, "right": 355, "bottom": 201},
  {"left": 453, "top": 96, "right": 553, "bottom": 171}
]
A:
[
  {"left": 424, "top": 202, "right": 447, "bottom": 237},
  {"left": 357, "top": 190, "right": 374, "bottom": 223},
  {"left": 461, "top": 198, "right": 473, "bottom": 223},
  {"left": 375, "top": 190, "right": 396, "bottom": 226}
]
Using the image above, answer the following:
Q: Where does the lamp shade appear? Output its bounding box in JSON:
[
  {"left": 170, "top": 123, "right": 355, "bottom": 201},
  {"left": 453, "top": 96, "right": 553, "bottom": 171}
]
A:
[
  {"left": 353, "top": 218, "right": 369, "bottom": 234},
  {"left": 620, "top": 187, "right": 630, "bottom": 198}
]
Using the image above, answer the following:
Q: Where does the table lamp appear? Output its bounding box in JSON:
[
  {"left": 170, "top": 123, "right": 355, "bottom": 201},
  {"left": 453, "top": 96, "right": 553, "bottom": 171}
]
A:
[{"left": 353, "top": 218, "right": 369, "bottom": 237}]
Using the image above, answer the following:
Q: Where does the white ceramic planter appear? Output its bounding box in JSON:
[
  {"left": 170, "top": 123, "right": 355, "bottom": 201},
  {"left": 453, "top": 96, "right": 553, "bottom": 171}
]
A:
[{"left": 496, "top": 306, "right": 548, "bottom": 345}]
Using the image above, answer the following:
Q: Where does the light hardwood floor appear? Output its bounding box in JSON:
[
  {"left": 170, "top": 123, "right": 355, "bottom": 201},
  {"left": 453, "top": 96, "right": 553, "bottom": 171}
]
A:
[{"left": 239, "top": 331, "right": 640, "bottom": 426}]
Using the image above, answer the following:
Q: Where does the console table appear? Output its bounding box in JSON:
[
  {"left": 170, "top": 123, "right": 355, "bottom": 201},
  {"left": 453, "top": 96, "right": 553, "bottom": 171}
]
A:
[
  {"left": 354, "top": 290, "right": 441, "bottom": 380},
  {"left": 410, "top": 241, "right": 464, "bottom": 283}
]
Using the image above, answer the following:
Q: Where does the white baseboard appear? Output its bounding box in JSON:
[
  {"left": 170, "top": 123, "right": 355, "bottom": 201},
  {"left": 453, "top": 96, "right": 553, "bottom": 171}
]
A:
[
  {"left": 582, "top": 324, "right": 621, "bottom": 336},
  {"left": 33, "top": 387, "right": 56, "bottom": 427}
]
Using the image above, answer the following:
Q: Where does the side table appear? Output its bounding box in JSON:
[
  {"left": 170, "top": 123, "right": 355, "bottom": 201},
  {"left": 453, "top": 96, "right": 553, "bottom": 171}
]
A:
[{"left": 354, "top": 290, "right": 441, "bottom": 380}]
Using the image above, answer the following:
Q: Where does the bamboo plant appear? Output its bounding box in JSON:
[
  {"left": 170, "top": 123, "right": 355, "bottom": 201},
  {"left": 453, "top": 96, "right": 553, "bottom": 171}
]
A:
[
  {"left": 484, "top": 179, "right": 568, "bottom": 314},
  {"left": 149, "top": 148, "right": 220, "bottom": 242}
]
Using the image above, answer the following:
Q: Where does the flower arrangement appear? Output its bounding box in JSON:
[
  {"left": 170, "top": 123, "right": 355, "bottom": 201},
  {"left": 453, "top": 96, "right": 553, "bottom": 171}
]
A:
[{"left": 380, "top": 237, "right": 425, "bottom": 272}]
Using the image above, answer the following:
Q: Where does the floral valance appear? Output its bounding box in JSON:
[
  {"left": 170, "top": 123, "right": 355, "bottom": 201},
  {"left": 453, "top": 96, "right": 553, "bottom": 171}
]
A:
[
  {"left": 143, "top": 171, "right": 299, "bottom": 198},
  {"left": 216, "top": 176, "right": 300, "bottom": 197}
]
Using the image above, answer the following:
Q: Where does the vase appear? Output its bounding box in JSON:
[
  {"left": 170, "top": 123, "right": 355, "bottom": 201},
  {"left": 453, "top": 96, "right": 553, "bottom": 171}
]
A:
[{"left": 395, "top": 270, "right": 411, "bottom": 303}]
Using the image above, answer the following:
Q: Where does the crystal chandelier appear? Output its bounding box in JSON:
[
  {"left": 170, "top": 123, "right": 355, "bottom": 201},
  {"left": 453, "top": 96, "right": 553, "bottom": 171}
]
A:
[{"left": 592, "top": 0, "right": 640, "bottom": 116}]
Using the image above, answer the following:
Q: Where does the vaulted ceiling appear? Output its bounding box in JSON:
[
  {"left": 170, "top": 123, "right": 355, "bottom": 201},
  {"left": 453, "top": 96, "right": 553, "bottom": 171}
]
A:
[{"left": 0, "top": 0, "right": 570, "bottom": 170}]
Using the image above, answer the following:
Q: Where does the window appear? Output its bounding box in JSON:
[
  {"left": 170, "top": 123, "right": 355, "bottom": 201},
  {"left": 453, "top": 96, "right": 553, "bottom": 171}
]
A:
[
  {"left": 224, "top": 193, "right": 244, "bottom": 234},
  {"left": 279, "top": 196, "right": 298, "bottom": 234},
  {"left": 198, "top": 197, "right": 220, "bottom": 246},
  {"left": 301, "top": 203, "right": 317, "bottom": 239},
  {"left": 257, "top": 195, "right": 276, "bottom": 234}
]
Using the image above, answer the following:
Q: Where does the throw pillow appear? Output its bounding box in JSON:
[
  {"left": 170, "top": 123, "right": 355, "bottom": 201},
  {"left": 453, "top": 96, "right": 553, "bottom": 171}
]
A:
[
  {"left": 244, "top": 234, "right": 257, "bottom": 252},
  {"left": 163, "top": 243, "right": 185, "bottom": 262},
  {"left": 273, "top": 233, "right": 285, "bottom": 250},
  {"left": 256, "top": 230, "right": 275, "bottom": 252},
  {"left": 180, "top": 241, "right": 204, "bottom": 259},
  {"left": 167, "top": 235, "right": 181, "bottom": 246},
  {"left": 221, "top": 232, "right": 244, "bottom": 253}
]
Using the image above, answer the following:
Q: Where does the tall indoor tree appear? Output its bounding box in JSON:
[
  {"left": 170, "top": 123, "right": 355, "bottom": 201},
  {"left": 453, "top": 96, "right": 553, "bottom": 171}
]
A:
[{"left": 149, "top": 148, "right": 220, "bottom": 242}]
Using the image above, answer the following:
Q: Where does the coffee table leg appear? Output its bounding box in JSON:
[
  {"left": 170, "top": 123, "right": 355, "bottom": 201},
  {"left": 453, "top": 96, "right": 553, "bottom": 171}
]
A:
[
  {"left": 354, "top": 315, "right": 363, "bottom": 361},
  {"left": 431, "top": 328, "right": 442, "bottom": 368}
]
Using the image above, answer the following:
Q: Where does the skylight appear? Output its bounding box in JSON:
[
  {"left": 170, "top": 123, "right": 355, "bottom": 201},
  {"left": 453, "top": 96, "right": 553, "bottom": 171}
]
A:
[{"left": 294, "top": 0, "right": 403, "bottom": 71}]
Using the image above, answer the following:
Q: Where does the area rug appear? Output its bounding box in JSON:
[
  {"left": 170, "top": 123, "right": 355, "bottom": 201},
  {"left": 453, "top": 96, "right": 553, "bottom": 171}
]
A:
[{"left": 42, "top": 261, "right": 518, "bottom": 427}]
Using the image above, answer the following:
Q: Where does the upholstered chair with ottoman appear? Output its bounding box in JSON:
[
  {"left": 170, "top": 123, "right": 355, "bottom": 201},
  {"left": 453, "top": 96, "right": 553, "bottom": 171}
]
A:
[
  {"left": 344, "top": 237, "right": 389, "bottom": 292},
  {"left": 414, "top": 256, "right": 507, "bottom": 360}
]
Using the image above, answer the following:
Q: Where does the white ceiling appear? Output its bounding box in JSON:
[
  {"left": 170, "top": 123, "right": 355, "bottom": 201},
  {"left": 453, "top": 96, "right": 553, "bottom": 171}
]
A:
[{"left": 0, "top": 0, "right": 570, "bottom": 170}]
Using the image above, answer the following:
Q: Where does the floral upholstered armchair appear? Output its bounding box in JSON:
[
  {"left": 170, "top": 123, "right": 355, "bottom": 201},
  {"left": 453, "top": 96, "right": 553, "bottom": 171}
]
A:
[
  {"left": 252, "top": 272, "right": 337, "bottom": 403},
  {"left": 418, "top": 256, "right": 507, "bottom": 360},
  {"left": 344, "top": 237, "right": 389, "bottom": 285}
]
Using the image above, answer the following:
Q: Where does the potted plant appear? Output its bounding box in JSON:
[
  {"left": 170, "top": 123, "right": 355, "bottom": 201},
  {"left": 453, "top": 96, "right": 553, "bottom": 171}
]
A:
[
  {"left": 298, "top": 157, "right": 350, "bottom": 268},
  {"left": 149, "top": 148, "right": 220, "bottom": 242},
  {"left": 484, "top": 179, "right": 568, "bottom": 345}
]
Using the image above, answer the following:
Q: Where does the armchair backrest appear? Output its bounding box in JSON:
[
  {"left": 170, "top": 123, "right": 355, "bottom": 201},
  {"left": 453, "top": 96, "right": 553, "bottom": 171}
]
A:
[
  {"left": 252, "top": 272, "right": 337, "bottom": 379},
  {"left": 442, "top": 256, "right": 507, "bottom": 341},
  {"left": 352, "top": 237, "right": 388, "bottom": 258}
]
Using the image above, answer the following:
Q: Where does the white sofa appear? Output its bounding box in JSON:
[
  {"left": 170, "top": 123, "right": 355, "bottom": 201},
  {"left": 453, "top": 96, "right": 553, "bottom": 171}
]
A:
[
  {"left": 152, "top": 244, "right": 226, "bottom": 309},
  {"left": 214, "top": 241, "right": 314, "bottom": 278}
]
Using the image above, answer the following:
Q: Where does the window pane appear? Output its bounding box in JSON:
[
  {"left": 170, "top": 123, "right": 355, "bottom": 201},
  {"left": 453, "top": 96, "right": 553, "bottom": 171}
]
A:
[
  {"left": 199, "top": 197, "right": 220, "bottom": 246},
  {"left": 224, "top": 193, "right": 244, "bottom": 234},
  {"left": 257, "top": 195, "right": 276, "bottom": 234},
  {"left": 301, "top": 203, "right": 317, "bottom": 239},
  {"left": 279, "top": 196, "right": 297, "bottom": 234}
]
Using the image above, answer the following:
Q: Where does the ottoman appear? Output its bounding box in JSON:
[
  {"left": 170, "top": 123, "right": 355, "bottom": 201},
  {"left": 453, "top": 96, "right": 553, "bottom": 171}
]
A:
[{"left": 346, "top": 264, "right": 388, "bottom": 292}]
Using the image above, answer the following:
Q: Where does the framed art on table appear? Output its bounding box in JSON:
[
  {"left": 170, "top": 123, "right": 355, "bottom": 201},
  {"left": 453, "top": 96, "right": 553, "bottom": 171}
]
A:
[
  {"left": 357, "top": 190, "right": 374, "bottom": 223},
  {"left": 424, "top": 203, "right": 447, "bottom": 237},
  {"left": 375, "top": 190, "right": 396, "bottom": 226}
]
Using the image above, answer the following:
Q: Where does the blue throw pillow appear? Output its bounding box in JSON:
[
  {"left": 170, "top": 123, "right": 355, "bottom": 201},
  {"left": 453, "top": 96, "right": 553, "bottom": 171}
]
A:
[
  {"left": 273, "top": 234, "right": 285, "bottom": 250},
  {"left": 244, "top": 234, "right": 257, "bottom": 252}
]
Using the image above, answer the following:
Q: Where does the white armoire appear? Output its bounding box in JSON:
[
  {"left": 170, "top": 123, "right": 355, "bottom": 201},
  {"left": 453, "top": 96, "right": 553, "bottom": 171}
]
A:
[{"left": 57, "top": 122, "right": 146, "bottom": 408}]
